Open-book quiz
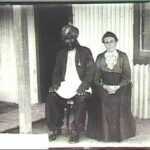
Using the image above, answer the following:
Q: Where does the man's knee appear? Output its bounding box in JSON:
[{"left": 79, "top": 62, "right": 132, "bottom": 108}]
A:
[
  {"left": 45, "top": 93, "right": 59, "bottom": 112},
  {"left": 45, "top": 93, "right": 58, "bottom": 117},
  {"left": 46, "top": 92, "right": 57, "bottom": 102}
]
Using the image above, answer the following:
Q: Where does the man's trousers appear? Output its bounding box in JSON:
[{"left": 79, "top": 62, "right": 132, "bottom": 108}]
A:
[{"left": 45, "top": 93, "right": 88, "bottom": 134}]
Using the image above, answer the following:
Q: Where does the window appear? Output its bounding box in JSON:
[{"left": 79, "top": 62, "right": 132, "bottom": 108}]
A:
[{"left": 134, "top": 3, "right": 150, "bottom": 64}]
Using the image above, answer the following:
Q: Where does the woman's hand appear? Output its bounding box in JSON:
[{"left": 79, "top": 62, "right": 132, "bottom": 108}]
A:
[
  {"left": 103, "top": 85, "right": 120, "bottom": 94},
  {"left": 103, "top": 85, "right": 110, "bottom": 91}
]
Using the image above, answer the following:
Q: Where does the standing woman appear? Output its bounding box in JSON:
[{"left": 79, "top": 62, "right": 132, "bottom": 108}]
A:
[{"left": 87, "top": 31, "right": 136, "bottom": 142}]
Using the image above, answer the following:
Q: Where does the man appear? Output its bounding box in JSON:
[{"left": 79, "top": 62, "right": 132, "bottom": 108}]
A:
[{"left": 45, "top": 24, "right": 95, "bottom": 143}]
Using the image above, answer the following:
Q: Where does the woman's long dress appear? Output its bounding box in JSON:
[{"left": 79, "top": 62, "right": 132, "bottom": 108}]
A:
[{"left": 86, "top": 50, "right": 136, "bottom": 141}]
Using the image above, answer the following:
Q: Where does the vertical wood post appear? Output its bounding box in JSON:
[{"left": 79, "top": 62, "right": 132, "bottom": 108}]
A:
[{"left": 13, "top": 5, "right": 32, "bottom": 133}]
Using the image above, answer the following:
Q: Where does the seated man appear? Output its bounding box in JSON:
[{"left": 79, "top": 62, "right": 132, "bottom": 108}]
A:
[{"left": 45, "top": 24, "right": 95, "bottom": 143}]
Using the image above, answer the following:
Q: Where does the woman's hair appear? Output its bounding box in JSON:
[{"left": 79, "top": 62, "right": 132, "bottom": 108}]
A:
[{"left": 102, "top": 31, "right": 118, "bottom": 43}]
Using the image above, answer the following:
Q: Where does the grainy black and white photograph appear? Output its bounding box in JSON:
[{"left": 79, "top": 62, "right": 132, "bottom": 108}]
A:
[{"left": 0, "top": 1, "right": 150, "bottom": 149}]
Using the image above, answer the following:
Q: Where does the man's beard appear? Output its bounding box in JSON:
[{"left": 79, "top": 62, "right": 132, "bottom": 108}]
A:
[{"left": 66, "top": 42, "right": 76, "bottom": 51}]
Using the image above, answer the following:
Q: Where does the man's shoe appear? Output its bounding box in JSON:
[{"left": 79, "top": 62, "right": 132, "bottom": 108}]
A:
[
  {"left": 48, "top": 129, "right": 61, "bottom": 141},
  {"left": 69, "top": 134, "right": 79, "bottom": 143}
]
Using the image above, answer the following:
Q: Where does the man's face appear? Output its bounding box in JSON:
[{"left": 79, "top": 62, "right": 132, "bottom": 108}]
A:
[{"left": 64, "top": 37, "right": 76, "bottom": 50}]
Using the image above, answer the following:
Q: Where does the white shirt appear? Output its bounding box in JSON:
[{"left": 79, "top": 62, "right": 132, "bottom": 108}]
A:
[{"left": 56, "top": 49, "right": 91, "bottom": 99}]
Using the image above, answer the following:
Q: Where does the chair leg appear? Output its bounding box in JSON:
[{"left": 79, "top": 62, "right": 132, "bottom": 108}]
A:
[
  {"left": 66, "top": 104, "right": 71, "bottom": 135},
  {"left": 66, "top": 100, "right": 74, "bottom": 135}
]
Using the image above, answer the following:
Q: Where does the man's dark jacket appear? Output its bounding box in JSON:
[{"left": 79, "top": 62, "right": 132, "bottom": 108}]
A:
[{"left": 52, "top": 45, "right": 95, "bottom": 91}]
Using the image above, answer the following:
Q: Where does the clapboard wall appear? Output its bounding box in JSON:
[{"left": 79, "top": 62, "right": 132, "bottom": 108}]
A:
[
  {"left": 73, "top": 3, "right": 150, "bottom": 119},
  {"left": 0, "top": 5, "right": 38, "bottom": 104}
]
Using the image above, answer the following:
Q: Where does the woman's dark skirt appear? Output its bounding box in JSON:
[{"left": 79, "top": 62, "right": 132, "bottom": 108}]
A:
[{"left": 86, "top": 73, "right": 136, "bottom": 141}]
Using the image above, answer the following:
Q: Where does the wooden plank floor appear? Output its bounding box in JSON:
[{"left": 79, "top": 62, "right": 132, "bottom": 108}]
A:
[{"left": 0, "top": 103, "right": 45, "bottom": 133}]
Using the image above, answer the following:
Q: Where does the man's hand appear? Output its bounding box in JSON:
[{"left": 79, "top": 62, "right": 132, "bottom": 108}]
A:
[
  {"left": 49, "top": 87, "right": 57, "bottom": 93},
  {"left": 76, "top": 85, "right": 88, "bottom": 96},
  {"left": 49, "top": 84, "right": 59, "bottom": 93},
  {"left": 76, "top": 88, "right": 86, "bottom": 95}
]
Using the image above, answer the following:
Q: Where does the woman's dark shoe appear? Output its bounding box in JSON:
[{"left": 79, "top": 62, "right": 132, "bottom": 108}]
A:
[{"left": 48, "top": 129, "right": 61, "bottom": 141}]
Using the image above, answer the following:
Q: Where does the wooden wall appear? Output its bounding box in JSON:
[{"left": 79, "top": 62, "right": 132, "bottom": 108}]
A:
[
  {"left": 0, "top": 5, "right": 38, "bottom": 105},
  {"left": 0, "top": 3, "right": 150, "bottom": 119},
  {"left": 73, "top": 3, "right": 150, "bottom": 119},
  {"left": 0, "top": 5, "right": 17, "bottom": 103}
]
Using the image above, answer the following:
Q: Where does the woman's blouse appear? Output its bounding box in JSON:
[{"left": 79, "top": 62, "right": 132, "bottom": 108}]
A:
[
  {"left": 104, "top": 50, "right": 118, "bottom": 70},
  {"left": 94, "top": 50, "right": 131, "bottom": 87}
]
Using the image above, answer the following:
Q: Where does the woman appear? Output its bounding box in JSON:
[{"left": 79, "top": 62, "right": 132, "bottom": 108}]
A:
[{"left": 86, "top": 31, "right": 136, "bottom": 142}]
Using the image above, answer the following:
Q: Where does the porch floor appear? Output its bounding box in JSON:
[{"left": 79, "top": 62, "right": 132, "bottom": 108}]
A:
[
  {"left": 0, "top": 102, "right": 45, "bottom": 133},
  {"left": 0, "top": 102, "right": 150, "bottom": 149}
]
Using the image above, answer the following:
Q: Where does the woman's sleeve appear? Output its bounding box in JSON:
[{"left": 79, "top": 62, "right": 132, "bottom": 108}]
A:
[
  {"left": 119, "top": 53, "right": 131, "bottom": 87},
  {"left": 94, "top": 55, "right": 103, "bottom": 87}
]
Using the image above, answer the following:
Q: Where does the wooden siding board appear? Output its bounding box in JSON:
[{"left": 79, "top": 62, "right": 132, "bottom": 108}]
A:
[
  {"left": 144, "top": 65, "right": 149, "bottom": 118},
  {"left": 148, "top": 66, "right": 150, "bottom": 117}
]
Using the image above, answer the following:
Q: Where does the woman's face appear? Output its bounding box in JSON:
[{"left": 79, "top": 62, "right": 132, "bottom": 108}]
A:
[{"left": 103, "top": 37, "right": 117, "bottom": 52}]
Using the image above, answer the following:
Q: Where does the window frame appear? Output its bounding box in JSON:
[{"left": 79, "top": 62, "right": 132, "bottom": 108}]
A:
[{"left": 134, "top": 3, "right": 150, "bottom": 65}]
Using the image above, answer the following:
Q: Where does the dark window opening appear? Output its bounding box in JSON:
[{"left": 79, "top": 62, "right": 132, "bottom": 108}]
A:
[{"left": 134, "top": 3, "right": 150, "bottom": 65}]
